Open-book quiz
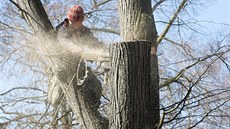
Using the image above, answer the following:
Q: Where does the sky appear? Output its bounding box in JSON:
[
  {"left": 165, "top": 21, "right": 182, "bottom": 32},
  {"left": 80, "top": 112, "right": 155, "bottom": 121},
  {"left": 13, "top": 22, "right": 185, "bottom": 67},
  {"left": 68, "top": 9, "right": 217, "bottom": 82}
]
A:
[
  {"left": 198, "top": 0, "right": 229, "bottom": 24},
  {"left": 0, "top": 0, "right": 229, "bottom": 91},
  {"left": 195, "top": 0, "right": 230, "bottom": 34}
]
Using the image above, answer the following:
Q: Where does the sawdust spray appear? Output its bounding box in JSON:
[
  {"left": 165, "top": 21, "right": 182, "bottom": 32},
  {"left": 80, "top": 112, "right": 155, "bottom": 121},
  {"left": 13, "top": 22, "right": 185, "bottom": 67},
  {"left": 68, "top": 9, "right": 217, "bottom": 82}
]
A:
[{"left": 27, "top": 33, "right": 109, "bottom": 69}]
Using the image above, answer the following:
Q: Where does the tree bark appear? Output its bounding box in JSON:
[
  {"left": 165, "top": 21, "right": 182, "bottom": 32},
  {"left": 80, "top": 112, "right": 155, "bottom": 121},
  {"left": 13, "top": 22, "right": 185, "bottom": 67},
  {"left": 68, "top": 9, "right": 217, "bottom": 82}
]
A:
[
  {"left": 15, "top": 0, "right": 53, "bottom": 33},
  {"left": 118, "top": 0, "right": 157, "bottom": 41},
  {"left": 110, "top": 41, "right": 158, "bottom": 129},
  {"left": 110, "top": 0, "right": 160, "bottom": 128},
  {"left": 118, "top": 0, "right": 158, "bottom": 54}
]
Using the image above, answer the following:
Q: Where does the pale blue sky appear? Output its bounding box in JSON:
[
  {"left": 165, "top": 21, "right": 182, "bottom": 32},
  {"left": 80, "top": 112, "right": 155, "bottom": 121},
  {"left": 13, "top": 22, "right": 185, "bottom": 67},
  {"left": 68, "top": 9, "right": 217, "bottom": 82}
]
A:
[
  {"left": 198, "top": 0, "right": 229, "bottom": 24},
  {"left": 195, "top": 0, "right": 230, "bottom": 35}
]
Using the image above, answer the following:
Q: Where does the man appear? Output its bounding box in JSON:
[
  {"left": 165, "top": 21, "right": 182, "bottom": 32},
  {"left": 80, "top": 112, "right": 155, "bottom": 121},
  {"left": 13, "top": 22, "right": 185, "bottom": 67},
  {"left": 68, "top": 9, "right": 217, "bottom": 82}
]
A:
[
  {"left": 56, "top": 5, "right": 106, "bottom": 56},
  {"left": 48, "top": 5, "right": 105, "bottom": 109},
  {"left": 57, "top": 5, "right": 90, "bottom": 38}
]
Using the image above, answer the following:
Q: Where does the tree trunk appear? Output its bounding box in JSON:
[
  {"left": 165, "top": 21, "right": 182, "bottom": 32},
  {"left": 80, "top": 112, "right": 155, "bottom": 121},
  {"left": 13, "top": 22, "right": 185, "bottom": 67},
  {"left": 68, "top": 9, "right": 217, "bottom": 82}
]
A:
[
  {"left": 110, "top": 41, "right": 158, "bottom": 129},
  {"left": 15, "top": 0, "right": 53, "bottom": 33},
  {"left": 118, "top": 0, "right": 157, "bottom": 42},
  {"left": 110, "top": 0, "right": 159, "bottom": 128}
]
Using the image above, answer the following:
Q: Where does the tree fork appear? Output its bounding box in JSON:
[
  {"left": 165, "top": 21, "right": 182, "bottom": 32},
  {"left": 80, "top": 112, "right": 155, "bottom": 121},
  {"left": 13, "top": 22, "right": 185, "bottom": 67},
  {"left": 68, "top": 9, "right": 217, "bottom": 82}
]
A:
[{"left": 109, "top": 41, "right": 159, "bottom": 129}]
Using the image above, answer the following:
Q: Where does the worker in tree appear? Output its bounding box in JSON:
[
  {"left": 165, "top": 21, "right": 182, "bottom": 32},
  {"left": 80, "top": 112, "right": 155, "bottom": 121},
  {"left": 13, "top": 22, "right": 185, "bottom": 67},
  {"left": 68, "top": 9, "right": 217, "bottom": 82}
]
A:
[
  {"left": 56, "top": 4, "right": 107, "bottom": 58},
  {"left": 48, "top": 5, "right": 107, "bottom": 109},
  {"left": 56, "top": 4, "right": 110, "bottom": 81}
]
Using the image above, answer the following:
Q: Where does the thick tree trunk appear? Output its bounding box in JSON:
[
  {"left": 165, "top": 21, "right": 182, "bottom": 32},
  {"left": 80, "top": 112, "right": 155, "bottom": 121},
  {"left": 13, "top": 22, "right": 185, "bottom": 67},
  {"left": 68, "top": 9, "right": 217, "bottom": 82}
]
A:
[
  {"left": 110, "top": 41, "right": 158, "bottom": 129},
  {"left": 15, "top": 0, "right": 53, "bottom": 33},
  {"left": 112, "top": 0, "right": 160, "bottom": 128},
  {"left": 118, "top": 0, "right": 157, "bottom": 42}
]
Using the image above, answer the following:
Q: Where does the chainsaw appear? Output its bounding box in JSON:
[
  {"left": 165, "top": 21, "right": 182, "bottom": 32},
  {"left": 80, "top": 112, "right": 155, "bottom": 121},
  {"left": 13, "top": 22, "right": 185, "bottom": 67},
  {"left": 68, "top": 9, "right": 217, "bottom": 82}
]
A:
[{"left": 83, "top": 54, "right": 110, "bottom": 85}]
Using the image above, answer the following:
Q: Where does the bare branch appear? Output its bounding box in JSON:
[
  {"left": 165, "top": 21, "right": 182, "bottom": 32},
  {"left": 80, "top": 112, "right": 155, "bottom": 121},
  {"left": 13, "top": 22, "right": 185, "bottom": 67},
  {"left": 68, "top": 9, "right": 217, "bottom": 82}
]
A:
[
  {"left": 188, "top": 101, "right": 228, "bottom": 129},
  {"left": 152, "top": 0, "right": 167, "bottom": 13},
  {"left": 0, "top": 87, "right": 44, "bottom": 96},
  {"left": 157, "top": 0, "right": 189, "bottom": 44},
  {"left": 85, "top": 0, "right": 113, "bottom": 16},
  {"left": 92, "top": 27, "right": 120, "bottom": 35},
  {"left": 163, "top": 51, "right": 227, "bottom": 124},
  {"left": 160, "top": 52, "right": 223, "bottom": 88}
]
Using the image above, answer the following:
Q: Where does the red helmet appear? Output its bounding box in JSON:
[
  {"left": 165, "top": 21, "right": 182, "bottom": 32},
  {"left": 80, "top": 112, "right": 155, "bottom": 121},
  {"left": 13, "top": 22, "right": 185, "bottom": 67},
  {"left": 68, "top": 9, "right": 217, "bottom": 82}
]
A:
[{"left": 67, "top": 5, "right": 84, "bottom": 22}]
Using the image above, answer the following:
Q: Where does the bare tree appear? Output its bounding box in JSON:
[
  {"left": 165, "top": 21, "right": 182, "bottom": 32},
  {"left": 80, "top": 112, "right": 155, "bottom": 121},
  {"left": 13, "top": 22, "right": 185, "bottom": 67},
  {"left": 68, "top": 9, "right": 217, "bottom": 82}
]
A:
[{"left": 0, "top": 0, "right": 229, "bottom": 129}]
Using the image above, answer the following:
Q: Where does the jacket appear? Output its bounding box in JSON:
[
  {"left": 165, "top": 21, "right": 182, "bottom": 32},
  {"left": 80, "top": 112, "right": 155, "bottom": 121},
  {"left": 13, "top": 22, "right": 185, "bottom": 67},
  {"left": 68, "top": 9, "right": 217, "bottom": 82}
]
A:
[{"left": 56, "top": 18, "right": 108, "bottom": 61}]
